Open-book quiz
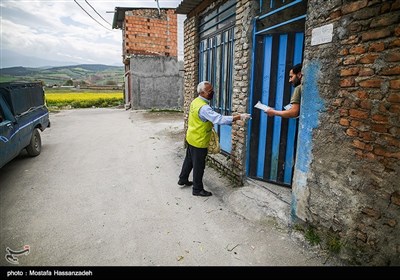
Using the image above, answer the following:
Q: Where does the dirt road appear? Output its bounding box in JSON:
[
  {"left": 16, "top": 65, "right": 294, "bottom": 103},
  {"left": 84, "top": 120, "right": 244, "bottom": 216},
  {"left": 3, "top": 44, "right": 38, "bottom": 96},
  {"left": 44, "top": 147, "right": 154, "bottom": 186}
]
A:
[{"left": 0, "top": 108, "right": 329, "bottom": 266}]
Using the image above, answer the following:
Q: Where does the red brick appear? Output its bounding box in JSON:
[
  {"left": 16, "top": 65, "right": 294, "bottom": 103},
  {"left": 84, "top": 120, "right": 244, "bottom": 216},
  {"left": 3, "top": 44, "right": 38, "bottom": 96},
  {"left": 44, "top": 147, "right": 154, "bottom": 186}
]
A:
[
  {"left": 370, "top": 93, "right": 384, "bottom": 100},
  {"left": 389, "top": 79, "right": 400, "bottom": 89},
  {"left": 375, "top": 147, "right": 400, "bottom": 159},
  {"left": 396, "top": 26, "right": 400, "bottom": 37},
  {"left": 355, "top": 90, "right": 368, "bottom": 99},
  {"left": 361, "top": 29, "right": 392, "bottom": 41},
  {"left": 368, "top": 42, "right": 385, "bottom": 52},
  {"left": 379, "top": 104, "right": 390, "bottom": 114},
  {"left": 350, "top": 120, "right": 369, "bottom": 131},
  {"left": 381, "top": 66, "right": 400, "bottom": 75},
  {"left": 342, "top": 0, "right": 368, "bottom": 14},
  {"left": 341, "top": 77, "right": 356, "bottom": 87},
  {"left": 358, "top": 54, "right": 379, "bottom": 64},
  {"left": 341, "top": 36, "right": 360, "bottom": 45},
  {"left": 359, "top": 99, "right": 372, "bottom": 109},
  {"left": 388, "top": 92, "right": 400, "bottom": 102},
  {"left": 349, "top": 109, "right": 369, "bottom": 119},
  {"left": 389, "top": 103, "right": 400, "bottom": 114},
  {"left": 386, "top": 52, "right": 400, "bottom": 62},
  {"left": 362, "top": 152, "right": 376, "bottom": 160},
  {"left": 343, "top": 56, "right": 357, "bottom": 65},
  {"left": 349, "top": 45, "right": 367, "bottom": 54},
  {"left": 388, "top": 39, "right": 400, "bottom": 48},
  {"left": 360, "top": 131, "right": 375, "bottom": 141},
  {"left": 340, "top": 67, "right": 360, "bottom": 76},
  {"left": 346, "top": 128, "right": 358, "bottom": 136},
  {"left": 372, "top": 114, "right": 389, "bottom": 123},
  {"left": 371, "top": 124, "right": 388, "bottom": 133},
  {"left": 359, "top": 79, "right": 383, "bottom": 88},
  {"left": 340, "top": 118, "right": 350, "bottom": 126},
  {"left": 339, "top": 48, "right": 349, "bottom": 56},
  {"left": 339, "top": 109, "right": 349, "bottom": 116},
  {"left": 359, "top": 68, "right": 375, "bottom": 76},
  {"left": 370, "top": 14, "right": 400, "bottom": 28},
  {"left": 353, "top": 139, "right": 366, "bottom": 149},
  {"left": 383, "top": 135, "right": 400, "bottom": 148},
  {"left": 343, "top": 98, "right": 356, "bottom": 108},
  {"left": 329, "top": 10, "right": 342, "bottom": 19}
]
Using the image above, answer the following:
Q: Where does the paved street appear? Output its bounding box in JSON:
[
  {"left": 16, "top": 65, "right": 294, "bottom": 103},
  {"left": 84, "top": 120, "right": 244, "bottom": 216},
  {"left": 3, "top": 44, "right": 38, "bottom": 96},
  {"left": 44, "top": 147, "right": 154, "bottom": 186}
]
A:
[{"left": 0, "top": 108, "right": 331, "bottom": 266}]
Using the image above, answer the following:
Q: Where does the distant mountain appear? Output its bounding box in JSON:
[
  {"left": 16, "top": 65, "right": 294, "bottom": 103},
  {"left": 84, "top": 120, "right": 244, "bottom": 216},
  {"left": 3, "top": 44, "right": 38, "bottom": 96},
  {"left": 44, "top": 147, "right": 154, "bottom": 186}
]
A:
[
  {"left": 0, "top": 66, "right": 41, "bottom": 76},
  {"left": 0, "top": 64, "right": 124, "bottom": 86},
  {"left": 1, "top": 49, "right": 76, "bottom": 68},
  {"left": 49, "top": 64, "right": 122, "bottom": 72}
]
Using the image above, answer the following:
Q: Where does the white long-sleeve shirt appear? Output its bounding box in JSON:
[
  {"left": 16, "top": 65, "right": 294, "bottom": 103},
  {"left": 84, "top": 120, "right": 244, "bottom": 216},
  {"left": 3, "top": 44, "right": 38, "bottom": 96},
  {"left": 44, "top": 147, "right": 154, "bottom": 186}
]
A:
[{"left": 197, "top": 96, "right": 233, "bottom": 125}]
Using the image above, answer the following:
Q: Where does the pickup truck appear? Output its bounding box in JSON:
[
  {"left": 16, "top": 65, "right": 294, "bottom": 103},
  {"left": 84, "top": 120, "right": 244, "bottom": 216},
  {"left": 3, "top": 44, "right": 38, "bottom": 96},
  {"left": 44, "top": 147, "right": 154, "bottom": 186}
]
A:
[{"left": 0, "top": 82, "right": 50, "bottom": 168}]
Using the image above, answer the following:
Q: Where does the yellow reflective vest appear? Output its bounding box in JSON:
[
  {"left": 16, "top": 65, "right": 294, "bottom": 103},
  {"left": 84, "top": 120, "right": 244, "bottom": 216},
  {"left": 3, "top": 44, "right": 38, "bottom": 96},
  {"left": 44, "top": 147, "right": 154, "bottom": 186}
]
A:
[{"left": 186, "top": 97, "right": 213, "bottom": 148}]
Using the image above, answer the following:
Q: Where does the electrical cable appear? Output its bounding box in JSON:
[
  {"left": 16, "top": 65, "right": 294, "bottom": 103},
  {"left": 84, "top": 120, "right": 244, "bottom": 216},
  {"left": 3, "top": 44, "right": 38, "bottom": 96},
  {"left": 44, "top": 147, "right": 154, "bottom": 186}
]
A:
[
  {"left": 73, "top": 0, "right": 112, "bottom": 31},
  {"left": 85, "top": 0, "right": 112, "bottom": 26}
]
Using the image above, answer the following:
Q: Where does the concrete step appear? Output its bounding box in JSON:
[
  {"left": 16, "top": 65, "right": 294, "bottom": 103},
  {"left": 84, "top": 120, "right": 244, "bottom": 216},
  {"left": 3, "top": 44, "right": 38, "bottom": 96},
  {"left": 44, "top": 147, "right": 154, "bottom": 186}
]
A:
[
  {"left": 203, "top": 165, "right": 292, "bottom": 229},
  {"left": 226, "top": 178, "right": 292, "bottom": 229}
]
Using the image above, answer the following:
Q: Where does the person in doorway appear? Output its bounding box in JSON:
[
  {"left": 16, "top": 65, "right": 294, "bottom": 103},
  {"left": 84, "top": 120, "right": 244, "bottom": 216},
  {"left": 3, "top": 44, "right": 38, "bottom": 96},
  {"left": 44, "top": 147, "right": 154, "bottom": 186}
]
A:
[
  {"left": 264, "top": 63, "right": 303, "bottom": 118},
  {"left": 178, "top": 81, "right": 251, "bottom": 197}
]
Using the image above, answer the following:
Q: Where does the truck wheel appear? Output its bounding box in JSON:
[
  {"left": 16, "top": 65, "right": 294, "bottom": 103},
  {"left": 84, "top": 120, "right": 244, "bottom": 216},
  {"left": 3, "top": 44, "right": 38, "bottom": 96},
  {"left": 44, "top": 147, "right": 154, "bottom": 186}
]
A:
[{"left": 26, "top": 128, "right": 41, "bottom": 156}]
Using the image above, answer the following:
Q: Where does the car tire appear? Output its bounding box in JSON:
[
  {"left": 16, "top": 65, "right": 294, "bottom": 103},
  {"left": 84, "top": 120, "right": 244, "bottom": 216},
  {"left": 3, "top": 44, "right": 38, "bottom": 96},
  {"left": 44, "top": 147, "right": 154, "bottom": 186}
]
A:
[{"left": 26, "top": 128, "right": 41, "bottom": 156}]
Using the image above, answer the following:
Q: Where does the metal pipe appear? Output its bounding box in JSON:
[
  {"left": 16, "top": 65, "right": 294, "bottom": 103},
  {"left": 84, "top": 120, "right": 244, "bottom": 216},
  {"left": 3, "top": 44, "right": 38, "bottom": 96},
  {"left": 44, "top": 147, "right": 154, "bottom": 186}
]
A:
[{"left": 155, "top": 0, "right": 160, "bottom": 16}]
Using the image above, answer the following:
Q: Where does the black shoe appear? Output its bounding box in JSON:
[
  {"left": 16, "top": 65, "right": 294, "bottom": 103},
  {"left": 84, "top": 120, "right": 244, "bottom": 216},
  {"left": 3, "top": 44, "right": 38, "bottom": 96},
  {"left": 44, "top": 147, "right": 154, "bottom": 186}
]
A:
[
  {"left": 178, "top": 180, "right": 193, "bottom": 187},
  {"left": 193, "top": 190, "right": 212, "bottom": 197}
]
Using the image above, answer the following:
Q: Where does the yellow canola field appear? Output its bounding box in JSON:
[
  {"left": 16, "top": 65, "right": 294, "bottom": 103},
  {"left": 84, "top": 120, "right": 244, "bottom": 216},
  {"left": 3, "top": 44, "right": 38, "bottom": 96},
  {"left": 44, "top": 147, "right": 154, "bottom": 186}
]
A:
[
  {"left": 45, "top": 92, "right": 123, "bottom": 108},
  {"left": 45, "top": 92, "right": 122, "bottom": 102}
]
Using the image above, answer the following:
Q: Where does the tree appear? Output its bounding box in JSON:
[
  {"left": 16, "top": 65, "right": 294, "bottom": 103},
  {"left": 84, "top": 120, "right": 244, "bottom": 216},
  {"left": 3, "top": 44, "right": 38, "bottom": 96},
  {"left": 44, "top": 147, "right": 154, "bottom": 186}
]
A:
[{"left": 64, "top": 79, "right": 73, "bottom": 86}]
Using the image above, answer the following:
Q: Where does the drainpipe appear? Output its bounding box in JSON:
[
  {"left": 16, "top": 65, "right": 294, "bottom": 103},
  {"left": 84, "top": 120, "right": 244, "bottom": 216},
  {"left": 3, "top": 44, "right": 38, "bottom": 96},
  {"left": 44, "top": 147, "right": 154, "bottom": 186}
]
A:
[{"left": 155, "top": 0, "right": 161, "bottom": 16}]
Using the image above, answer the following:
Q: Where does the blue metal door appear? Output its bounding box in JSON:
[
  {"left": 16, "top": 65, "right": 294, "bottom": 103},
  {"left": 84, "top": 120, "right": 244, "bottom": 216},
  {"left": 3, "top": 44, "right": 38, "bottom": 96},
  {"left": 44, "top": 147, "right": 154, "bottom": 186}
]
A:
[
  {"left": 248, "top": 0, "right": 307, "bottom": 186},
  {"left": 198, "top": 0, "right": 236, "bottom": 154}
]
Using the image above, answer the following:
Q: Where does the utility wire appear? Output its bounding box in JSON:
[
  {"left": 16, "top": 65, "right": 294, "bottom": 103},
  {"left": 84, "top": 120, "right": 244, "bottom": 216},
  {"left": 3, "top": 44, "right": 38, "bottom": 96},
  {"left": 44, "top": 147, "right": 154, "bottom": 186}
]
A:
[
  {"left": 73, "top": 0, "right": 112, "bottom": 31},
  {"left": 85, "top": 0, "right": 112, "bottom": 26}
]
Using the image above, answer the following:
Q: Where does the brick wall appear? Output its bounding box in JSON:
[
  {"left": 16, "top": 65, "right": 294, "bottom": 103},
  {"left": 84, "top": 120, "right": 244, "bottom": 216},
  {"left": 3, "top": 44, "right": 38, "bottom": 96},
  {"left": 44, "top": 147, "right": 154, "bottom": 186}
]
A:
[
  {"left": 124, "top": 9, "right": 177, "bottom": 57},
  {"left": 295, "top": 0, "right": 400, "bottom": 265}
]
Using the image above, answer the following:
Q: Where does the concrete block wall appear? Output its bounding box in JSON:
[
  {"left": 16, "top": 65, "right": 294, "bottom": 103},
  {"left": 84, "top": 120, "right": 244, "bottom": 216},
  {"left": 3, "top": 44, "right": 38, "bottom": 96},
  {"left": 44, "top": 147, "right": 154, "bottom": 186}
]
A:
[
  {"left": 124, "top": 9, "right": 177, "bottom": 57},
  {"left": 130, "top": 56, "right": 183, "bottom": 110},
  {"left": 293, "top": 0, "right": 400, "bottom": 265}
]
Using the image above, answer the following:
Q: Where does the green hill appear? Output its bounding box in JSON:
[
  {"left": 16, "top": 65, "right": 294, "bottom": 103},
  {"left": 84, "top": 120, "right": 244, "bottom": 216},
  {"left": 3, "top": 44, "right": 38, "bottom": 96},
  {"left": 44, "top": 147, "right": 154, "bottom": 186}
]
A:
[{"left": 0, "top": 64, "right": 124, "bottom": 87}]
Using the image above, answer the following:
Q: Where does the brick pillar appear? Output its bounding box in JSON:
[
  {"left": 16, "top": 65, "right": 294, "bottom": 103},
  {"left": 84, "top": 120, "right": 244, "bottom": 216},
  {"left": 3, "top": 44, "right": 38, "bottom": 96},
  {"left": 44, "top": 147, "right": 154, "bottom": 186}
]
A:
[
  {"left": 182, "top": 16, "right": 199, "bottom": 133},
  {"left": 230, "top": 0, "right": 258, "bottom": 184}
]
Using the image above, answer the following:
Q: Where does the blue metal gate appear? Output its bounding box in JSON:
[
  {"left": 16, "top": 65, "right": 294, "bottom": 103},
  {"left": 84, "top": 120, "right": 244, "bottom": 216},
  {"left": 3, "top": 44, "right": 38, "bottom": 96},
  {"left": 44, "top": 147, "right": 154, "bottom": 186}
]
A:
[
  {"left": 247, "top": 0, "right": 307, "bottom": 186},
  {"left": 198, "top": 0, "right": 236, "bottom": 153}
]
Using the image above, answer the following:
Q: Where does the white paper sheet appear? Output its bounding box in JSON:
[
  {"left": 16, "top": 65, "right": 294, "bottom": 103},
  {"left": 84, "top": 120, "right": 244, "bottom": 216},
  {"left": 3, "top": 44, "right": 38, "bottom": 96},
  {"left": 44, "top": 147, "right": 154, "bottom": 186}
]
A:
[{"left": 254, "top": 101, "right": 271, "bottom": 111}]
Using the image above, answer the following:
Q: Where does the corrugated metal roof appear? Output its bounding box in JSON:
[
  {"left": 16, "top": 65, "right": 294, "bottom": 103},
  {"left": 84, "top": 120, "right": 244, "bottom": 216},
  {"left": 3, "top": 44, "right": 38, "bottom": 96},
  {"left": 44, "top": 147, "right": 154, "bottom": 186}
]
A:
[{"left": 176, "top": 0, "right": 203, "bottom": 14}]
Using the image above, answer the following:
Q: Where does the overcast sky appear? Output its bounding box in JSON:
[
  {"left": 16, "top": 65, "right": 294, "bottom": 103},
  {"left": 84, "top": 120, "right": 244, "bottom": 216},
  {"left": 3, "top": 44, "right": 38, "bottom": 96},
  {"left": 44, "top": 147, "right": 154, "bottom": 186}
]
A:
[{"left": 0, "top": 0, "right": 185, "bottom": 68}]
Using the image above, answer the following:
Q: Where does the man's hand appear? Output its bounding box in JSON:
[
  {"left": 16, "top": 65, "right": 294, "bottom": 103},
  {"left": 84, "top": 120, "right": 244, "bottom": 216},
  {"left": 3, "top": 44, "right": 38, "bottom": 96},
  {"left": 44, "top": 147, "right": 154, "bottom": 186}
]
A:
[
  {"left": 264, "top": 107, "right": 275, "bottom": 117},
  {"left": 240, "top": 113, "right": 252, "bottom": 121}
]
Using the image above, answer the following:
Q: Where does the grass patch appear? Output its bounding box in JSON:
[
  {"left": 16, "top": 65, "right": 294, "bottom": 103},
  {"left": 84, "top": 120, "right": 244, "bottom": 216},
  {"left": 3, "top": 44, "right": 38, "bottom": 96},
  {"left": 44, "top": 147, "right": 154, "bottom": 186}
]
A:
[
  {"left": 304, "top": 227, "right": 321, "bottom": 246},
  {"left": 326, "top": 235, "right": 342, "bottom": 254}
]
